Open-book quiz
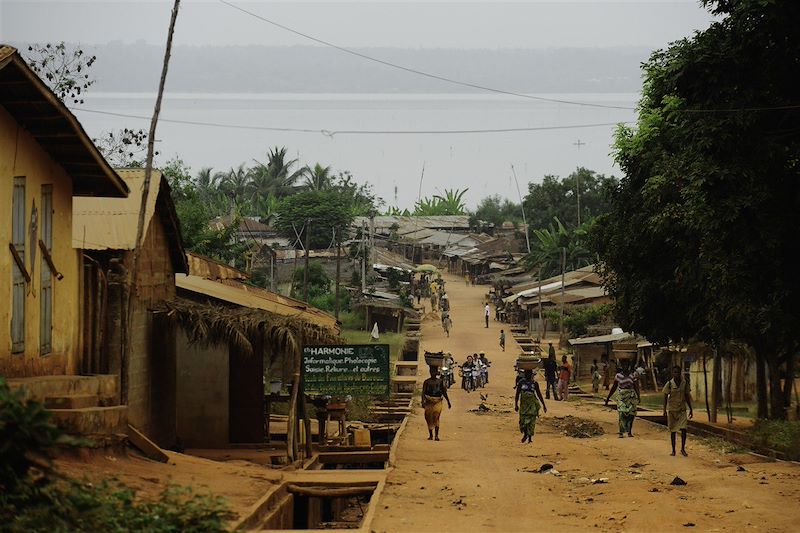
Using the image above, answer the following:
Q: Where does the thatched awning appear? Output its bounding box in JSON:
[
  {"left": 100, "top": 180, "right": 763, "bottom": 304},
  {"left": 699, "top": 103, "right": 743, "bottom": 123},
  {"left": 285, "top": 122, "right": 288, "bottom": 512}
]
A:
[{"left": 156, "top": 297, "right": 342, "bottom": 357}]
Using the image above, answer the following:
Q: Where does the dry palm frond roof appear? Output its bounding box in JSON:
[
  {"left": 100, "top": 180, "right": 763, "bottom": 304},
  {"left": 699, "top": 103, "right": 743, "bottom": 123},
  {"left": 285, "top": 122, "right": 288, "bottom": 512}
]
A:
[{"left": 157, "top": 297, "right": 342, "bottom": 357}]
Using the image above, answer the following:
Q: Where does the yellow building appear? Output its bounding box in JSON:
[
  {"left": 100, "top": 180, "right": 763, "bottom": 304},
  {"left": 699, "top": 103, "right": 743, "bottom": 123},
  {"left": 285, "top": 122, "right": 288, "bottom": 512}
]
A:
[{"left": 1, "top": 45, "right": 128, "bottom": 376}]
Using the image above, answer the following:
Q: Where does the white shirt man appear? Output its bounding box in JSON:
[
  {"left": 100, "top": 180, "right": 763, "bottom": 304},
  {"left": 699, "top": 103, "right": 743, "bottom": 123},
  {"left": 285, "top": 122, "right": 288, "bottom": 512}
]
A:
[{"left": 484, "top": 304, "right": 490, "bottom": 328}]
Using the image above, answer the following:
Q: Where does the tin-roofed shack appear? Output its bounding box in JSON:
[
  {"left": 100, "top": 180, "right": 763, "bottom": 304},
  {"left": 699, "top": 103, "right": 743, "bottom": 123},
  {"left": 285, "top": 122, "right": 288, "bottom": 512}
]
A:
[
  {"left": 163, "top": 259, "right": 340, "bottom": 449},
  {"left": 73, "top": 168, "right": 187, "bottom": 446}
]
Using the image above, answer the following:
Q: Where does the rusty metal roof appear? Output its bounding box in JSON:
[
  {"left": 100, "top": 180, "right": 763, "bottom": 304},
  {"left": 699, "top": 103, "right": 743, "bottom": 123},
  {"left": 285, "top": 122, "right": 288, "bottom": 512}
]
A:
[
  {"left": 72, "top": 169, "right": 187, "bottom": 272},
  {"left": 186, "top": 251, "right": 249, "bottom": 281},
  {"left": 175, "top": 274, "right": 339, "bottom": 331},
  {"left": 0, "top": 45, "right": 128, "bottom": 197}
]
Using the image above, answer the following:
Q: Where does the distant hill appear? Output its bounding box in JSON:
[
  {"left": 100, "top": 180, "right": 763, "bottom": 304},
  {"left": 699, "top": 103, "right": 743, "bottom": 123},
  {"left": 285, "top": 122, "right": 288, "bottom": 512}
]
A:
[{"left": 16, "top": 42, "right": 649, "bottom": 94}]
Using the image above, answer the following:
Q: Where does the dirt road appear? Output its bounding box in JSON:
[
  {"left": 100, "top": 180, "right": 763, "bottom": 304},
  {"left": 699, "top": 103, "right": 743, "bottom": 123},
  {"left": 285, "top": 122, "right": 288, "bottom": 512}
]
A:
[{"left": 372, "top": 274, "right": 800, "bottom": 532}]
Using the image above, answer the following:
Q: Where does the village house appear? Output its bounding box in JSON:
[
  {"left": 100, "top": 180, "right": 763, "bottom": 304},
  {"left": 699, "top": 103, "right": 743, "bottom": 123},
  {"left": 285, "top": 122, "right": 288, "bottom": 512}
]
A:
[
  {"left": 1, "top": 45, "right": 130, "bottom": 433},
  {"left": 72, "top": 168, "right": 187, "bottom": 447}
]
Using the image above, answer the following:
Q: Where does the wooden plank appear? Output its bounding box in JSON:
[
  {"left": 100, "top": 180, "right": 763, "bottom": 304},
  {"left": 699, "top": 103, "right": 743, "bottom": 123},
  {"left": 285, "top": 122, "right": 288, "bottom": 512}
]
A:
[
  {"left": 286, "top": 484, "right": 375, "bottom": 498},
  {"left": 127, "top": 424, "right": 169, "bottom": 463},
  {"left": 317, "top": 451, "right": 389, "bottom": 464}
]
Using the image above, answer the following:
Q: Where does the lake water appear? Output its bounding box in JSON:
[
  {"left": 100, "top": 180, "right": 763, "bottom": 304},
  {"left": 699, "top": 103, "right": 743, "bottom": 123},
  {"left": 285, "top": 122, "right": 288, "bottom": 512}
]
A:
[{"left": 75, "top": 92, "right": 638, "bottom": 208}]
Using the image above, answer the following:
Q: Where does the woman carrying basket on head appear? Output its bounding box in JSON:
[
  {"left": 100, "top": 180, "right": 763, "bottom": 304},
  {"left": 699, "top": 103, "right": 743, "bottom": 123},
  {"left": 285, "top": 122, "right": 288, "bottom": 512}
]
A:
[{"left": 515, "top": 369, "right": 547, "bottom": 443}]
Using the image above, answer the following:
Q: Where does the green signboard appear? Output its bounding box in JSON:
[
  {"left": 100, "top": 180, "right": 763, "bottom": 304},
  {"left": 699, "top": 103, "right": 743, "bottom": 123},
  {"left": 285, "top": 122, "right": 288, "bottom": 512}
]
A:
[{"left": 302, "top": 344, "right": 390, "bottom": 397}]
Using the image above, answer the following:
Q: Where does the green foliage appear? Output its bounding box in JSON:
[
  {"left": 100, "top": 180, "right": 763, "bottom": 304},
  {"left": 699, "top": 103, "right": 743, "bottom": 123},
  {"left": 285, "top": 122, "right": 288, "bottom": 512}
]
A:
[
  {"left": 275, "top": 190, "right": 356, "bottom": 249},
  {"left": 2, "top": 481, "right": 235, "bottom": 533},
  {"left": 523, "top": 216, "right": 593, "bottom": 278},
  {"left": 0, "top": 378, "right": 234, "bottom": 532},
  {"left": 747, "top": 421, "right": 800, "bottom": 460},
  {"left": 523, "top": 168, "right": 618, "bottom": 232},
  {"left": 413, "top": 188, "right": 469, "bottom": 215},
  {"left": 308, "top": 290, "right": 349, "bottom": 314},
  {"left": 291, "top": 261, "right": 331, "bottom": 299},
  {"left": 562, "top": 304, "right": 613, "bottom": 337},
  {"left": 469, "top": 195, "right": 521, "bottom": 231},
  {"left": 590, "top": 0, "right": 800, "bottom": 419},
  {"left": 0, "top": 378, "right": 66, "bottom": 493}
]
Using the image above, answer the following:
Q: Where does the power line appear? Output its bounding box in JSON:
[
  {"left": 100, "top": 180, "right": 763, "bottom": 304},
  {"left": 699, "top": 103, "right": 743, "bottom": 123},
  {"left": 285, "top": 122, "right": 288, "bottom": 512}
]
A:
[
  {"left": 71, "top": 106, "right": 630, "bottom": 136},
  {"left": 218, "top": 0, "right": 800, "bottom": 115},
  {"left": 217, "top": 0, "right": 633, "bottom": 111}
]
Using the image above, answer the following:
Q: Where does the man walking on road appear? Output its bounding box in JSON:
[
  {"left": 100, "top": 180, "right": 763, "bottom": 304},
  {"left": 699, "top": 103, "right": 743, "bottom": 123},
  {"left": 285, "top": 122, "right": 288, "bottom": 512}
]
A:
[
  {"left": 543, "top": 351, "right": 560, "bottom": 400},
  {"left": 663, "top": 365, "right": 693, "bottom": 456},
  {"left": 422, "top": 365, "right": 451, "bottom": 441},
  {"left": 499, "top": 329, "right": 506, "bottom": 351},
  {"left": 484, "top": 303, "right": 490, "bottom": 328},
  {"left": 558, "top": 355, "right": 572, "bottom": 401}
]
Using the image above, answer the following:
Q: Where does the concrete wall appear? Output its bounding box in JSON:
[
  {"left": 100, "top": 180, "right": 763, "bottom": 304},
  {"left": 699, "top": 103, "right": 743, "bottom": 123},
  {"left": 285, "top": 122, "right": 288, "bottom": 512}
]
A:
[
  {"left": 176, "top": 330, "right": 229, "bottom": 448},
  {"left": 1, "top": 105, "right": 80, "bottom": 376},
  {"left": 124, "top": 216, "right": 178, "bottom": 446}
]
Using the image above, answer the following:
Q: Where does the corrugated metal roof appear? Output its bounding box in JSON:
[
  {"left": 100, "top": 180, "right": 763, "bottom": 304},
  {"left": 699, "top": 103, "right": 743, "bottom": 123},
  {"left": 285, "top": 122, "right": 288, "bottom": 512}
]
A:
[
  {"left": 176, "top": 274, "right": 338, "bottom": 330},
  {"left": 73, "top": 169, "right": 163, "bottom": 251},
  {"left": 186, "top": 252, "right": 249, "bottom": 281},
  {"left": 0, "top": 45, "right": 128, "bottom": 197},
  {"left": 569, "top": 332, "right": 632, "bottom": 345}
]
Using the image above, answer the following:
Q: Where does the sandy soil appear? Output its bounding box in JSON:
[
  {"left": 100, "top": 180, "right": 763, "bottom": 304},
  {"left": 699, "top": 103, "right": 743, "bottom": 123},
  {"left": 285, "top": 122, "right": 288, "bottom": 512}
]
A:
[
  {"left": 372, "top": 274, "right": 800, "bottom": 532},
  {"left": 55, "top": 448, "right": 281, "bottom": 519}
]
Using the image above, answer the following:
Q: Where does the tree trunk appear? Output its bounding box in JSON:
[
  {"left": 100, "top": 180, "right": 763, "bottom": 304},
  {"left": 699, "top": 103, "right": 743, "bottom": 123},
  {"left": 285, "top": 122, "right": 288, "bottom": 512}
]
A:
[
  {"left": 710, "top": 347, "right": 721, "bottom": 423},
  {"left": 755, "top": 355, "right": 768, "bottom": 419},
  {"left": 702, "top": 352, "right": 711, "bottom": 422},
  {"left": 726, "top": 356, "right": 734, "bottom": 424},
  {"left": 783, "top": 353, "right": 795, "bottom": 414},
  {"left": 767, "top": 356, "right": 786, "bottom": 420}
]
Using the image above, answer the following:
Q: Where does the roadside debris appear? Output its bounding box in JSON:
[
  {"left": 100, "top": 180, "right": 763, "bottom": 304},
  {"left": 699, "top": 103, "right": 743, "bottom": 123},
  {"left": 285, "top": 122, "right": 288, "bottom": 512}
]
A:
[
  {"left": 545, "top": 416, "right": 604, "bottom": 438},
  {"left": 670, "top": 476, "right": 688, "bottom": 486}
]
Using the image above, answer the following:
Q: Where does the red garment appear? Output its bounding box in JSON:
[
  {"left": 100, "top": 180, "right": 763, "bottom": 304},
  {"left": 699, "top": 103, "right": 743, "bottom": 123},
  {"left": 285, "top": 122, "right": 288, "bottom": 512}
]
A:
[{"left": 559, "top": 363, "right": 572, "bottom": 382}]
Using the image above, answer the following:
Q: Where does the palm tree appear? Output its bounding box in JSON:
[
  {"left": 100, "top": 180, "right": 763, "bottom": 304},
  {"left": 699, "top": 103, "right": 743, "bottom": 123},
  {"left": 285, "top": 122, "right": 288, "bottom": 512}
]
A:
[
  {"left": 219, "top": 164, "right": 252, "bottom": 212},
  {"left": 433, "top": 188, "right": 469, "bottom": 215},
  {"left": 250, "top": 146, "right": 307, "bottom": 200},
  {"left": 303, "top": 163, "right": 333, "bottom": 191},
  {"left": 195, "top": 166, "right": 225, "bottom": 208}
]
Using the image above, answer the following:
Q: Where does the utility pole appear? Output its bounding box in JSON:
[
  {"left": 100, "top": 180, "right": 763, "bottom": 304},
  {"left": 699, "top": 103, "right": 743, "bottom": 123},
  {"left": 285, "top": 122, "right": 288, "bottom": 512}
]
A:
[
  {"left": 123, "top": 0, "right": 180, "bottom": 405},
  {"left": 511, "top": 164, "right": 531, "bottom": 254},
  {"left": 573, "top": 140, "right": 585, "bottom": 227},
  {"left": 361, "top": 220, "right": 367, "bottom": 294},
  {"left": 334, "top": 228, "right": 341, "bottom": 320},
  {"left": 559, "top": 246, "right": 566, "bottom": 342},
  {"left": 537, "top": 265, "right": 543, "bottom": 342},
  {"left": 303, "top": 219, "right": 310, "bottom": 302}
]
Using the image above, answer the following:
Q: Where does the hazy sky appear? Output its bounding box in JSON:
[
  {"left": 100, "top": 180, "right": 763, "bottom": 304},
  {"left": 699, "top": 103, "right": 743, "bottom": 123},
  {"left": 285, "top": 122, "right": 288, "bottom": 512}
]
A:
[{"left": 2, "top": 1, "right": 715, "bottom": 49}]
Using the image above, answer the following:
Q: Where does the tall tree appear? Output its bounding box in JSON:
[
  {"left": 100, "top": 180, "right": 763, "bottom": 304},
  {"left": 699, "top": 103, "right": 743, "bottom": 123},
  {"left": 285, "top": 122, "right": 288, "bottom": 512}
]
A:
[
  {"left": 591, "top": 0, "right": 800, "bottom": 419},
  {"left": 523, "top": 168, "right": 618, "bottom": 231},
  {"left": 470, "top": 194, "right": 521, "bottom": 230},
  {"left": 249, "top": 146, "right": 307, "bottom": 200},
  {"left": 303, "top": 163, "right": 333, "bottom": 191}
]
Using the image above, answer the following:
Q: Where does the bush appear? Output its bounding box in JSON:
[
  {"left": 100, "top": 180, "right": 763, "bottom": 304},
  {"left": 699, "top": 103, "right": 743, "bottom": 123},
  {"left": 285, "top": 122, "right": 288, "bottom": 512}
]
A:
[
  {"left": 0, "top": 378, "right": 235, "bottom": 532},
  {"left": 3, "top": 481, "right": 235, "bottom": 533},
  {"left": 0, "top": 377, "right": 66, "bottom": 493},
  {"left": 747, "top": 420, "right": 800, "bottom": 460}
]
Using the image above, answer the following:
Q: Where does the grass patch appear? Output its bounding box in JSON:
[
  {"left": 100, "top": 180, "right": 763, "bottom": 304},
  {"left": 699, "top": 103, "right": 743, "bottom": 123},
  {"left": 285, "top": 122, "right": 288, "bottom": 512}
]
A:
[
  {"left": 747, "top": 420, "right": 800, "bottom": 460},
  {"left": 338, "top": 310, "right": 365, "bottom": 331},
  {"left": 340, "top": 329, "right": 404, "bottom": 364}
]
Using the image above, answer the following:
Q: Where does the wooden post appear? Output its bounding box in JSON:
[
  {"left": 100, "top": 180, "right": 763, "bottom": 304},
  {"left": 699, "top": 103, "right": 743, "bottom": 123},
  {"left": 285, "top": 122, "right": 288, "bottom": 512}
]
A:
[
  {"left": 303, "top": 219, "right": 311, "bottom": 302},
  {"left": 702, "top": 350, "right": 711, "bottom": 422},
  {"left": 287, "top": 342, "right": 301, "bottom": 461},
  {"left": 537, "top": 265, "right": 543, "bottom": 341},
  {"left": 334, "top": 230, "right": 341, "bottom": 320},
  {"left": 123, "top": 0, "right": 180, "bottom": 404}
]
